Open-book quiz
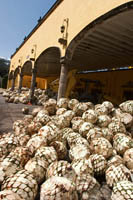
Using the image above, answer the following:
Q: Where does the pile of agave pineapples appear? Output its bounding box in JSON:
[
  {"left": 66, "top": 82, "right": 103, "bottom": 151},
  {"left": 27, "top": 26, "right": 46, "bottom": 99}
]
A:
[
  {"left": 0, "top": 98, "right": 132, "bottom": 200},
  {"left": 2, "top": 87, "right": 56, "bottom": 105}
]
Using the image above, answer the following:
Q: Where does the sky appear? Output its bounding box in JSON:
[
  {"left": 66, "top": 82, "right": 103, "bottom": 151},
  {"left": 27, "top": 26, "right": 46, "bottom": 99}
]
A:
[{"left": 0, "top": 0, "right": 57, "bottom": 60}]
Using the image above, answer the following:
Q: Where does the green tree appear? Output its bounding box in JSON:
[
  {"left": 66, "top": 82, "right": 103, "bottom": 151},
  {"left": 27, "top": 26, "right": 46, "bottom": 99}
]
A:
[{"left": 0, "top": 58, "right": 10, "bottom": 88}]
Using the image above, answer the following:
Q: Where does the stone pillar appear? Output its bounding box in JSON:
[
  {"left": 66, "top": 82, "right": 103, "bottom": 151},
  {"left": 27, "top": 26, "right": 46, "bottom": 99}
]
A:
[
  {"left": 57, "top": 57, "right": 69, "bottom": 100},
  {"left": 29, "top": 68, "right": 37, "bottom": 102},
  {"left": 11, "top": 77, "right": 15, "bottom": 91},
  {"left": 18, "top": 72, "right": 23, "bottom": 93}
]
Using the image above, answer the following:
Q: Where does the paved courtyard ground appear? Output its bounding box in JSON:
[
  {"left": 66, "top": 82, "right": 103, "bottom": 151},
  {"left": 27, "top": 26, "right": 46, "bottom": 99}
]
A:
[{"left": 0, "top": 90, "right": 38, "bottom": 133}]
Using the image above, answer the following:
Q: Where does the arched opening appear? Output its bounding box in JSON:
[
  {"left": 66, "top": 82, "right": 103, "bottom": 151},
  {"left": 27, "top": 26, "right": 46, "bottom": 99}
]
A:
[
  {"left": 65, "top": 2, "right": 133, "bottom": 104},
  {"left": 21, "top": 61, "right": 32, "bottom": 88},
  {"left": 35, "top": 47, "right": 61, "bottom": 90}
]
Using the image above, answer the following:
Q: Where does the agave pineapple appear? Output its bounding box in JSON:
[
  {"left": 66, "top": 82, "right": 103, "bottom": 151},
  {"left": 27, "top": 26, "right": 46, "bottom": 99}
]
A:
[
  {"left": 57, "top": 98, "right": 69, "bottom": 109},
  {"left": 34, "top": 110, "right": 51, "bottom": 125},
  {"left": 95, "top": 104, "right": 108, "bottom": 115},
  {"left": 97, "top": 115, "right": 111, "bottom": 127},
  {"left": 9, "top": 146, "right": 32, "bottom": 167},
  {"left": 56, "top": 108, "right": 67, "bottom": 115},
  {"left": 69, "top": 145, "right": 90, "bottom": 161},
  {"left": 31, "top": 107, "right": 42, "bottom": 117},
  {"left": 35, "top": 146, "right": 58, "bottom": 165},
  {"left": 120, "top": 112, "right": 133, "bottom": 128},
  {"left": 27, "top": 121, "right": 42, "bottom": 136},
  {"left": 0, "top": 134, "right": 18, "bottom": 159},
  {"left": 50, "top": 141, "right": 67, "bottom": 160},
  {"left": 107, "top": 155, "right": 123, "bottom": 168},
  {"left": 71, "top": 117, "right": 84, "bottom": 132},
  {"left": 87, "top": 127, "right": 113, "bottom": 142},
  {"left": 102, "top": 101, "right": 114, "bottom": 113},
  {"left": 46, "top": 121, "right": 59, "bottom": 132},
  {"left": 106, "top": 164, "right": 131, "bottom": 187},
  {"left": 90, "top": 137, "right": 113, "bottom": 159},
  {"left": 61, "top": 128, "right": 74, "bottom": 141},
  {"left": 123, "top": 148, "right": 133, "bottom": 170},
  {"left": 65, "top": 131, "right": 80, "bottom": 146},
  {"left": 46, "top": 160, "right": 76, "bottom": 182},
  {"left": 108, "top": 120, "right": 126, "bottom": 135},
  {"left": 63, "top": 110, "right": 75, "bottom": 121},
  {"left": 89, "top": 154, "right": 107, "bottom": 175},
  {"left": 73, "top": 102, "right": 88, "bottom": 116},
  {"left": 39, "top": 125, "right": 56, "bottom": 138},
  {"left": 68, "top": 99, "right": 79, "bottom": 110},
  {"left": 40, "top": 176, "right": 78, "bottom": 200},
  {"left": 86, "top": 127, "right": 102, "bottom": 142},
  {"left": 55, "top": 115, "right": 71, "bottom": 129},
  {"left": 0, "top": 143, "right": 9, "bottom": 161},
  {"left": 17, "top": 132, "right": 30, "bottom": 146},
  {"left": 79, "top": 122, "right": 94, "bottom": 138},
  {"left": 25, "top": 156, "right": 48, "bottom": 184},
  {"left": 13, "top": 116, "right": 31, "bottom": 135},
  {"left": 75, "top": 174, "right": 100, "bottom": 200},
  {"left": 0, "top": 190, "right": 24, "bottom": 200},
  {"left": 101, "top": 128, "right": 113, "bottom": 142},
  {"left": 22, "top": 107, "right": 29, "bottom": 114},
  {"left": 113, "top": 133, "right": 132, "bottom": 155},
  {"left": 43, "top": 98, "right": 57, "bottom": 115},
  {"left": 13, "top": 120, "right": 25, "bottom": 136},
  {"left": 0, "top": 154, "right": 23, "bottom": 183},
  {"left": 111, "top": 180, "right": 133, "bottom": 200},
  {"left": 119, "top": 100, "right": 133, "bottom": 115},
  {"left": 82, "top": 109, "right": 98, "bottom": 124},
  {"left": 26, "top": 134, "right": 47, "bottom": 155},
  {"left": 67, "top": 132, "right": 89, "bottom": 148},
  {"left": 72, "top": 158, "right": 93, "bottom": 175},
  {"left": 1, "top": 170, "right": 38, "bottom": 200},
  {"left": 85, "top": 102, "right": 94, "bottom": 110},
  {"left": 70, "top": 136, "right": 89, "bottom": 149}
]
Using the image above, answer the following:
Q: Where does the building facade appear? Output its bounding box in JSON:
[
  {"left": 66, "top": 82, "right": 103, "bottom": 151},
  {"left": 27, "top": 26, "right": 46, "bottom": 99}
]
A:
[{"left": 8, "top": 0, "right": 133, "bottom": 100}]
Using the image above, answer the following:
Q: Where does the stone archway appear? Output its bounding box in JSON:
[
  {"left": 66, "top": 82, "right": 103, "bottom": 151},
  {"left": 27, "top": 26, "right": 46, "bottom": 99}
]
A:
[
  {"left": 58, "top": 2, "right": 133, "bottom": 101},
  {"left": 35, "top": 46, "right": 61, "bottom": 91},
  {"left": 66, "top": 2, "right": 133, "bottom": 70},
  {"left": 35, "top": 47, "right": 61, "bottom": 78},
  {"left": 21, "top": 60, "right": 32, "bottom": 88}
]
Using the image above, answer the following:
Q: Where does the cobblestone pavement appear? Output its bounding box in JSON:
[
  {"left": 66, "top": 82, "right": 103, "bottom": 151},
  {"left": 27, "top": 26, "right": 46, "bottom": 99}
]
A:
[{"left": 0, "top": 93, "right": 38, "bottom": 134}]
